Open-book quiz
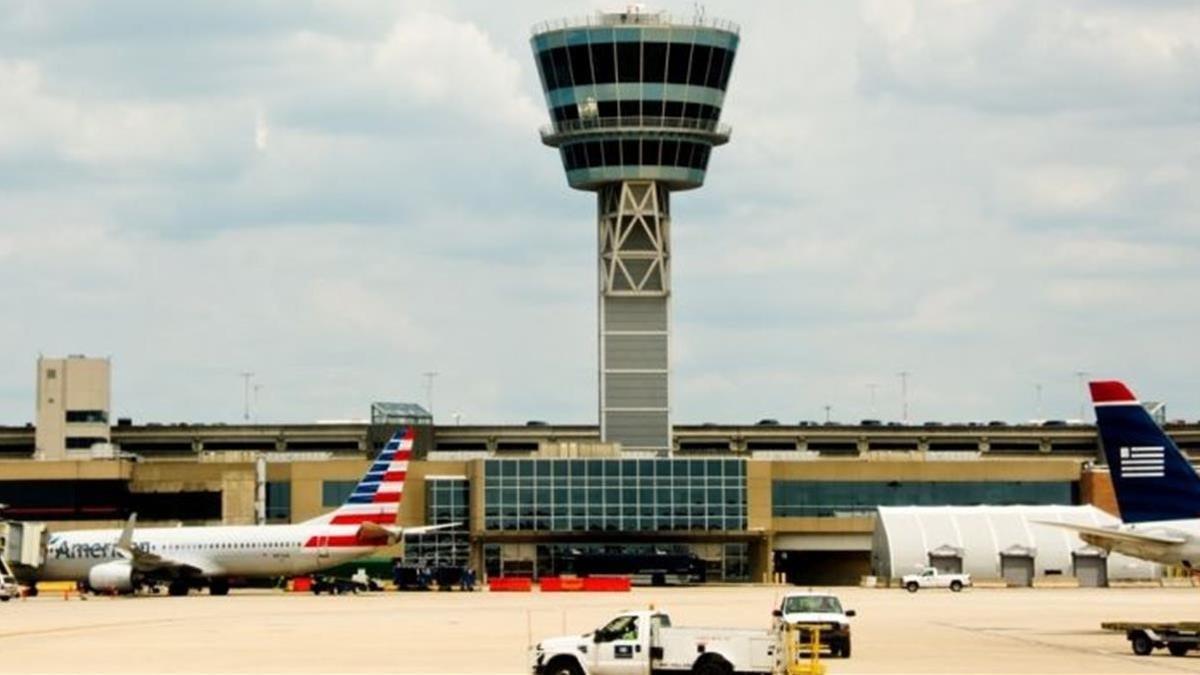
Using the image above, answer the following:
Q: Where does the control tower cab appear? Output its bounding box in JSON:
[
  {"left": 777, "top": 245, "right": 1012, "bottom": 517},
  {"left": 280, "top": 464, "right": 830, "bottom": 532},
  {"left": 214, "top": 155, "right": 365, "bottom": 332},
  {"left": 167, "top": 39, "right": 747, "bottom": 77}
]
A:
[{"left": 531, "top": 7, "right": 739, "bottom": 454}]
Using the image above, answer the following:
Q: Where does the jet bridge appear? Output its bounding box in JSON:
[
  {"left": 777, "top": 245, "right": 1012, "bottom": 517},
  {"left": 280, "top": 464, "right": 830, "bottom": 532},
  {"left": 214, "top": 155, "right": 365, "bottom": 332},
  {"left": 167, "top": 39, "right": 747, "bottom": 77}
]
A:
[{"left": 0, "top": 520, "right": 48, "bottom": 580}]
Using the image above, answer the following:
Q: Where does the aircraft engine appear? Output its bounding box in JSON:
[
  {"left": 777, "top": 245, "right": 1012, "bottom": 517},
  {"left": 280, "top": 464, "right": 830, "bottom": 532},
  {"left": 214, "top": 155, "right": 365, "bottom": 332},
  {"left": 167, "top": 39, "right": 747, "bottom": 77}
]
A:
[{"left": 87, "top": 560, "right": 135, "bottom": 593}]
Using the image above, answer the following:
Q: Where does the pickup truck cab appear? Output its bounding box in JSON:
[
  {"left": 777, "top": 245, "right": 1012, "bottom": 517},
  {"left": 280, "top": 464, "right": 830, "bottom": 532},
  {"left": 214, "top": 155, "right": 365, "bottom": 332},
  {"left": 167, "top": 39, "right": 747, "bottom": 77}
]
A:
[
  {"left": 772, "top": 591, "right": 855, "bottom": 658},
  {"left": 0, "top": 574, "right": 20, "bottom": 602},
  {"left": 902, "top": 567, "right": 971, "bottom": 593},
  {"left": 533, "top": 609, "right": 776, "bottom": 675}
]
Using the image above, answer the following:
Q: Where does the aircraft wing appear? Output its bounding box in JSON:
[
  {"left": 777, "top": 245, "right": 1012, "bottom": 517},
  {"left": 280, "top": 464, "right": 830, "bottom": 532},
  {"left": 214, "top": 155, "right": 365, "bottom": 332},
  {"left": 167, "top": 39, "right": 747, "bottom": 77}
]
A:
[
  {"left": 113, "top": 514, "right": 213, "bottom": 576},
  {"left": 398, "top": 522, "right": 461, "bottom": 537},
  {"left": 354, "top": 521, "right": 461, "bottom": 545},
  {"left": 1033, "top": 520, "right": 1186, "bottom": 556}
]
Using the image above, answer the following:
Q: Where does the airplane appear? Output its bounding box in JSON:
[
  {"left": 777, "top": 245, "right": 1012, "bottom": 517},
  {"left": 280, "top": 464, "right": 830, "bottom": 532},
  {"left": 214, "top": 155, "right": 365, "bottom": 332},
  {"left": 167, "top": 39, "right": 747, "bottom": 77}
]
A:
[
  {"left": 37, "top": 427, "right": 454, "bottom": 595},
  {"left": 1036, "top": 380, "right": 1200, "bottom": 568}
]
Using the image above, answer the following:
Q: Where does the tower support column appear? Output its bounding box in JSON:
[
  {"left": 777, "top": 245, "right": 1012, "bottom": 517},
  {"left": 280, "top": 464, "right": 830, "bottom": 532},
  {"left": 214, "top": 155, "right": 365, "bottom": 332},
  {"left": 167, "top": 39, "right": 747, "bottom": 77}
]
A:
[{"left": 598, "top": 181, "right": 671, "bottom": 455}]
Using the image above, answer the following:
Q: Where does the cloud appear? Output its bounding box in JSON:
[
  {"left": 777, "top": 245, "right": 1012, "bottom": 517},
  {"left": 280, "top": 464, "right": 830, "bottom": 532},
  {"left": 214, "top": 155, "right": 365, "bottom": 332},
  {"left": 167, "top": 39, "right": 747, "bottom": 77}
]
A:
[
  {"left": 1, "top": 1, "right": 1198, "bottom": 428},
  {"left": 857, "top": 0, "right": 1200, "bottom": 120}
]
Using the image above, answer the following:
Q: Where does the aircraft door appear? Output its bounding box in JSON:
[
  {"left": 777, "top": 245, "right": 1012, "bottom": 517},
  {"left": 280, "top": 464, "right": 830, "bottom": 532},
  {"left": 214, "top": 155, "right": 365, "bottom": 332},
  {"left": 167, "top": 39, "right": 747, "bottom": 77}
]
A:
[{"left": 314, "top": 535, "right": 331, "bottom": 561}]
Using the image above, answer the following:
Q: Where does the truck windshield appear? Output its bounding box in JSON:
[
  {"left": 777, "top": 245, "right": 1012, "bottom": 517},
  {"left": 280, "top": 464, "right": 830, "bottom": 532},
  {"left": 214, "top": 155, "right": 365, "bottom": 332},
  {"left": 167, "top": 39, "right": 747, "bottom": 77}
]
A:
[
  {"left": 597, "top": 616, "right": 639, "bottom": 642},
  {"left": 783, "top": 596, "right": 842, "bottom": 614}
]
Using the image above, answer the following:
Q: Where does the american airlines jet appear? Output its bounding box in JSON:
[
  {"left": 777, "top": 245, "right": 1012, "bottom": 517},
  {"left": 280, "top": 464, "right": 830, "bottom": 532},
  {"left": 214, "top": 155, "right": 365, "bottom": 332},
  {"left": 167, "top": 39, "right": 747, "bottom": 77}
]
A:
[
  {"left": 1038, "top": 380, "right": 1200, "bottom": 568},
  {"left": 37, "top": 427, "right": 451, "bottom": 595}
]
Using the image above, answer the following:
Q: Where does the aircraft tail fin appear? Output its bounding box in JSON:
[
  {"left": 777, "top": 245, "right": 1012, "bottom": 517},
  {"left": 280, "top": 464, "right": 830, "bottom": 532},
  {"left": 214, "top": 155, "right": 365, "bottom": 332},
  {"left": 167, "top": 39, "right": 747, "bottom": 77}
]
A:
[
  {"left": 303, "top": 428, "right": 412, "bottom": 526},
  {"left": 1091, "top": 380, "right": 1200, "bottom": 523}
]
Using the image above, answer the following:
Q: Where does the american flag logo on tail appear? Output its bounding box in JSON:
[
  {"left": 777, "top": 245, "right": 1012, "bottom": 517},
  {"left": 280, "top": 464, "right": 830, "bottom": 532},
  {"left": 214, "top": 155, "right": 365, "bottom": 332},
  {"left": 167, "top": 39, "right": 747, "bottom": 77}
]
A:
[
  {"left": 1119, "top": 446, "right": 1165, "bottom": 479},
  {"left": 301, "top": 428, "right": 412, "bottom": 542}
]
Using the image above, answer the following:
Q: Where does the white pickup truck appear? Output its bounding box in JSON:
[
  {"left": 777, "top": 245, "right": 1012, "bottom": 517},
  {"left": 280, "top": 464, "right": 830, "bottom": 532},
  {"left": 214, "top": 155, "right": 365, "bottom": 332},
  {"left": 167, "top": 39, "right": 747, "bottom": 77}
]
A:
[
  {"left": 902, "top": 567, "right": 971, "bottom": 593},
  {"left": 772, "top": 591, "right": 855, "bottom": 658},
  {"left": 533, "top": 609, "right": 776, "bottom": 675}
]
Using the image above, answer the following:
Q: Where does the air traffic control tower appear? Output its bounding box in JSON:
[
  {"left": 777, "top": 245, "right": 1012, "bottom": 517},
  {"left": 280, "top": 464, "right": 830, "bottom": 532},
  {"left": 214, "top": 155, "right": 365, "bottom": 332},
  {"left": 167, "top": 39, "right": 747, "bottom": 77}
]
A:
[{"left": 531, "top": 8, "right": 739, "bottom": 454}]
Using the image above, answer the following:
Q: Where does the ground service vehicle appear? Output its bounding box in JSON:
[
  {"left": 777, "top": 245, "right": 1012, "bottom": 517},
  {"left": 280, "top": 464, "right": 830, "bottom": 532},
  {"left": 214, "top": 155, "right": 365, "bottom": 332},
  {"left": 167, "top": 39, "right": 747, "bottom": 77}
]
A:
[
  {"left": 902, "top": 567, "right": 971, "bottom": 592},
  {"left": 773, "top": 591, "right": 854, "bottom": 658},
  {"left": 533, "top": 609, "right": 776, "bottom": 675},
  {"left": 1103, "top": 622, "right": 1200, "bottom": 657},
  {"left": 561, "top": 549, "right": 705, "bottom": 586},
  {"left": 0, "top": 574, "right": 19, "bottom": 602}
]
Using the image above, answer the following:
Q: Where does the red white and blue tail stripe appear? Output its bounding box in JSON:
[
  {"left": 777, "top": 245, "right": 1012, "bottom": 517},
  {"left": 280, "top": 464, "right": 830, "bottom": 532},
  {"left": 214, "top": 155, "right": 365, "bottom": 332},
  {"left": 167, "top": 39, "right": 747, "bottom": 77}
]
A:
[{"left": 304, "top": 427, "right": 412, "bottom": 531}]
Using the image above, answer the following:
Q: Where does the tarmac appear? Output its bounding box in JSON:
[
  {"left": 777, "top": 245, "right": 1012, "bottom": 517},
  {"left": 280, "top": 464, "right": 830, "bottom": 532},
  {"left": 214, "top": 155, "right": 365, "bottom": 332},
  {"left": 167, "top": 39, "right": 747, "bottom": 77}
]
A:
[{"left": 3, "top": 586, "right": 1200, "bottom": 674}]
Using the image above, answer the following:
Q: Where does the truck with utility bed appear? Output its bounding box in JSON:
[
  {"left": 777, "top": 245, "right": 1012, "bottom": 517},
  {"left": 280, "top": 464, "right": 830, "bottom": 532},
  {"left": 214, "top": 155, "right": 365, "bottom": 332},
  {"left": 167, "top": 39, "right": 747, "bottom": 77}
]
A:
[
  {"left": 902, "top": 567, "right": 971, "bottom": 592},
  {"left": 533, "top": 609, "right": 777, "bottom": 675}
]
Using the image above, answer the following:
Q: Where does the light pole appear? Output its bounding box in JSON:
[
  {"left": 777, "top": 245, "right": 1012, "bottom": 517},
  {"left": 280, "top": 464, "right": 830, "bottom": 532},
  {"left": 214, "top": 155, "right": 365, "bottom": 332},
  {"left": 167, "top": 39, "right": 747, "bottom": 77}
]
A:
[
  {"left": 423, "top": 371, "right": 439, "bottom": 421},
  {"left": 898, "top": 371, "right": 910, "bottom": 424},
  {"left": 1034, "top": 382, "right": 1044, "bottom": 420},
  {"left": 823, "top": 404, "right": 833, "bottom": 424},
  {"left": 867, "top": 382, "right": 879, "bottom": 419},
  {"left": 1074, "top": 371, "right": 1090, "bottom": 422},
  {"left": 239, "top": 372, "right": 254, "bottom": 422},
  {"left": 253, "top": 384, "right": 264, "bottom": 423}
]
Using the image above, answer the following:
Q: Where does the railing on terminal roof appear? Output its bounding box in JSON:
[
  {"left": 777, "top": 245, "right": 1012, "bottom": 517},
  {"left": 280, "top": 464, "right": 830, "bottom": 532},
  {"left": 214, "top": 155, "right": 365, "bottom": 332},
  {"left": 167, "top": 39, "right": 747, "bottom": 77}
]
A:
[
  {"left": 532, "top": 12, "right": 740, "bottom": 36},
  {"left": 540, "top": 116, "right": 732, "bottom": 140}
]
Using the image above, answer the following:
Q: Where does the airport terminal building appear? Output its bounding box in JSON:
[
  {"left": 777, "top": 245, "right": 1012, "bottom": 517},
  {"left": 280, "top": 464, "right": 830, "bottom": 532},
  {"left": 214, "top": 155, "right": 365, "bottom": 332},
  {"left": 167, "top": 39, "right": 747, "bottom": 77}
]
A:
[{"left": 5, "top": 358, "right": 1198, "bottom": 586}]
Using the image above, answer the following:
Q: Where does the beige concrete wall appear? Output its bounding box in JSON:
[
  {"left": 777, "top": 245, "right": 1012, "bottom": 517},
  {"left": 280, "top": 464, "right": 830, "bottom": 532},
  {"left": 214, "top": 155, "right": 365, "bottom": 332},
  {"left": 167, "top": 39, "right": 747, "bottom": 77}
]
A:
[
  {"left": 746, "top": 459, "right": 772, "bottom": 531},
  {"left": 0, "top": 460, "right": 131, "bottom": 481},
  {"left": 35, "top": 356, "right": 111, "bottom": 460}
]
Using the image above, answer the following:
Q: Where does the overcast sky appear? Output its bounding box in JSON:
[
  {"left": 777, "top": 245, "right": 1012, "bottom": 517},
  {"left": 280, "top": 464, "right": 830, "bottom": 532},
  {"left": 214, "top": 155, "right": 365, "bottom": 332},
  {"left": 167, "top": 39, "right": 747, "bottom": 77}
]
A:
[{"left": 1, "top": 1, "right": 1197, "bottom": 427}]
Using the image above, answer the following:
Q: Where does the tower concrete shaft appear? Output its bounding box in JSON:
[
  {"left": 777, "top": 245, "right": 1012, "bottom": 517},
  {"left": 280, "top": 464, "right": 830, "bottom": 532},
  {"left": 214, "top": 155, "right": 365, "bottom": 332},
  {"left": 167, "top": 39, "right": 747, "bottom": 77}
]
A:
[
  {"left": 531, "top": 8, "right": 739, "bottom": 455},
  {"left": 599, "top": 181, "right": 670, "bottom": 453}
]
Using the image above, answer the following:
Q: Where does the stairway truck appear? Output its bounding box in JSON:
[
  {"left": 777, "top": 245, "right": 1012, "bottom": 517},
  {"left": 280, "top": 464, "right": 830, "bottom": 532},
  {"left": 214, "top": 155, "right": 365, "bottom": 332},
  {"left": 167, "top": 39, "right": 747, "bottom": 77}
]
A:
[{"left": 533, "top": 609, "right": 777, "bottom": 675}]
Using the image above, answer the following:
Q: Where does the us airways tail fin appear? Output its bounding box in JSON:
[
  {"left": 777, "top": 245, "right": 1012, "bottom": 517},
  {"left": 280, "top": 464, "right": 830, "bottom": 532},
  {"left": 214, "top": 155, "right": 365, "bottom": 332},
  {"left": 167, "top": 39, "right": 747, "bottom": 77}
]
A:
[
  {"left": 1091, "top": 380, "right": 1200, "bottom": 523},
  {"left": 304, "top": 427, "right": 413, "bottom": 527}
]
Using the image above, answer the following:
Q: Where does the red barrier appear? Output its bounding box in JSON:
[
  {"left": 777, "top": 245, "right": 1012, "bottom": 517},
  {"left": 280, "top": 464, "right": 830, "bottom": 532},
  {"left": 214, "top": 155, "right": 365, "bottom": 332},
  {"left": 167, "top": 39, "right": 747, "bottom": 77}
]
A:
[
  {"left": 539, "top": 577, "right": 585, "bottom": 592},
  {"left": 582, "top": 576, "right": 631, "bottom": 592},
  {"left": 291, "top": 576, "right": 312, "bottom": 592},
  {"left": 539, "top": 576, "right": 630, "bottom": 592},
  {"left": 488, "top": 577, "right": 533, "bottom": 592}
]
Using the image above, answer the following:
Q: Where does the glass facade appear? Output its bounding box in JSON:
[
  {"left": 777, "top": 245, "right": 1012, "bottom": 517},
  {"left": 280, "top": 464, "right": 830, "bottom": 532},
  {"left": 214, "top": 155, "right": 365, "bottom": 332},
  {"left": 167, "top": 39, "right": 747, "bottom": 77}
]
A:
[
  {"left": 483, "top": 458, "right": 745, "bottom": 532},
  {"left": 321, "top": 480, "right": 357, "bottom": 508},
  {"left": 536, "top": 43, "right": 736, "bottom": 92},
  {"left": 404, "top": 477, "right": 470, "bottom": 568},
  {"left": 560, "top": 140, "right": 711, "bottom": 171},
  {"left": 265, "top": 481, "right": 290, "bottom": 523},
  {"left": 772, "top": 480, "right": 1076, "bottom": 517}
]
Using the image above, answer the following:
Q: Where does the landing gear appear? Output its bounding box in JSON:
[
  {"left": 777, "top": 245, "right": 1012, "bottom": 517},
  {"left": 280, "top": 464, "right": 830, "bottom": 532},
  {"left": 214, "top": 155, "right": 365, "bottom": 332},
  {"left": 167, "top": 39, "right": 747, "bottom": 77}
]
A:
[
  {"left": 167, "top": 580, "right": 189, "bottom": 597},
  {"left": 209, "top": 579, "right": 230, "bottom": 596}
]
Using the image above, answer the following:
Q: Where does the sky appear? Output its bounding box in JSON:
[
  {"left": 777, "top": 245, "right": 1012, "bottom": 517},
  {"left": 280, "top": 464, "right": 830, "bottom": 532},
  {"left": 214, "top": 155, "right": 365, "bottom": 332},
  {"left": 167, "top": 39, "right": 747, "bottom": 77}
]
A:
[{"left": 1, "top": 0, "right": 1197, "bottom": 427}]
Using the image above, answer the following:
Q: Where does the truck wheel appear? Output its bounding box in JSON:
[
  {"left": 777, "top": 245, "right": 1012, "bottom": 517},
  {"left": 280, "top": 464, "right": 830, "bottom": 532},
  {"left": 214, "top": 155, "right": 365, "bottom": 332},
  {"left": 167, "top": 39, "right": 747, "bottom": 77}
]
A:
[
  {"left": 905, "top": 581, "right": 919, "bottom": 593},
  {"left": 1131, "top": 632, "right": 1154, "bottom": 656},
  {"left": 692, "top": 655, "right": 733, "bottom": 675},
  {"left": 209, "top": 579, "right": 230, "bottom": 596},
  {"left": 0, "top": 596, "right": 9, "bottom": 603},
  {"left": 1168, "top": 643, "right": 1189, "bottom": 657},
  {"left": 950, "top": 581, "right": 963, "bottom": 592},
  {"left": 168, "top": 581, "right": 189, "bottom": 597},
  {"left": 841, "top": 640, "right": 852, "bottom": 658},
  {"left": 544, "top": 657, "right": 582, "bottom": 675}
]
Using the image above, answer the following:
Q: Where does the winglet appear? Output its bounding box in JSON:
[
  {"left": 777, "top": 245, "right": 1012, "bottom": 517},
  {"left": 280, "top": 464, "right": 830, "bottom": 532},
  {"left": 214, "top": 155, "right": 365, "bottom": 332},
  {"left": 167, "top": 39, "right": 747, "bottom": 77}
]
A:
[{"left": 115, "top": 513, "right": 137, "bottom": 555}]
